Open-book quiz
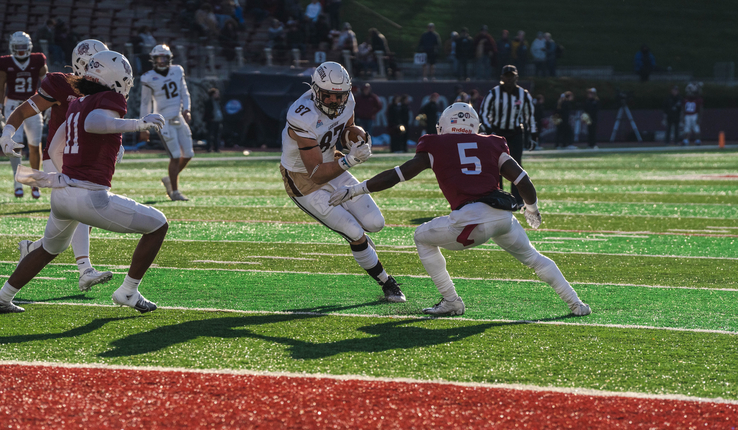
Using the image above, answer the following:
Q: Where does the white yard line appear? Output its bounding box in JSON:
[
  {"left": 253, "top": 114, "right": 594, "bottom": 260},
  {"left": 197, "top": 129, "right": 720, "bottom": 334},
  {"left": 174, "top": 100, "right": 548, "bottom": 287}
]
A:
[{"left": 1, "top": 359, "right": 736, "bottom": 405}]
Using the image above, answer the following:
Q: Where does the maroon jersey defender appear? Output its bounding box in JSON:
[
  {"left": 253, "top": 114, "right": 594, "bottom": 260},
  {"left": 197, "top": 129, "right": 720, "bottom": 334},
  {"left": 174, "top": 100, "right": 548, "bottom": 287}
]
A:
[
  {"left": 0, "top": 52, "right": 46, "bottom": 101},
  {"left": 38, "top": 72, "right": 81, "bottom": 160},
  {"left": 683, "top": 96, "right": 703, "bottom": 116},
  {"left": 62, "top": 91, "right": 127, "bottom": 187},
  {"left": 327, "top": 102, "right": 591, "bottom": 318},
  {"left": 416, "top": 133, "right": 510, "bottom": 210}
]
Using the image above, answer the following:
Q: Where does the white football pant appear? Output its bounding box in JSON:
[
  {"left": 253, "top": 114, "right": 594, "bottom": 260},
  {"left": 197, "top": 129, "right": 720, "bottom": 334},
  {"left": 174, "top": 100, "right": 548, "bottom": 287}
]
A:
[
  {"left": 683, "top": 115, "right": 700, "bottom": 135},
  {"left": 291, "top": 170, "right": 384, "bottom": 242},
  {"left": 161, "top": 116, "right": 194, "bottom": 159},
  {"left": 43, "top": 187, "right": 167, "bottom": 255},
  {"left": 414, "top": 202, "right": 583, "bottom": 307}
]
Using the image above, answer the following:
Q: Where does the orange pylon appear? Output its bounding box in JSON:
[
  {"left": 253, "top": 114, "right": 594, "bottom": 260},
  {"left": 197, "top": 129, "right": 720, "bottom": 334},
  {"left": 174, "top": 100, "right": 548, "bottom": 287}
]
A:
[{"left": 719, "top": 131, "right": 726, "bottom": 148}]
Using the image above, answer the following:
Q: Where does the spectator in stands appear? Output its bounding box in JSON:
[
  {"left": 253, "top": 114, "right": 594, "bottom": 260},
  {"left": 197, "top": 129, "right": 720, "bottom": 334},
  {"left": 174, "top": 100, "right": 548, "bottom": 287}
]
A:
[
  {"left": 455, "top": 27, "right": 474, "bottom": 81},
  {"left": 583, "top": 88, "right": 599, "bottom": 149},
  {"left": 419, "top": 93, "right": 441, "bottom": 135},
  {"left": 196, "top": 3, "right": 220, "bottom": 40},
  {"left": 232, "top": 0, "right": 246, "bottom": 26},
  {"left": 219, "top": 19, "right": 240, "bottom": 61},
  {"left": 469, "top": 88, "right": 483, "bottom": 110},
  {"left": 531, "top": 32, "right": 547, "bottom": 77},
  {"left": 267, "top": 19, "right": 286, "bottom": 50},
  {"left": 138, "top": 26, "right": 157, "bottom": 51},
  {"left": 473, "top": 25, "right": 496, "bottom": 80},
  {"left": 388, "top": 95, "right": 410, "bottom": 152},
  {"left": 245, "top": 0, "right": 269, "bottom": 24},
  {"left": 369, "top": 28, "right": 395, "bottom": 77},
  {"left": 418, "top": 23, "right": 441, "bottom": 81},
  {"left": 338, "top": 22, "right": 358, "bottom": 55},
  {"left": 312, "top": 14, "right": 332, "bottom": 48},
  {"left": 444, "top": 31, "right": 458, "bottom": 79},
  {"left": 54, "top": 20, "right": 79, "bottom": 65},
  {"left": 35, "top": 19, "right": 63, "bottom": 66},
  {"left": 496, "top": 29, "right": 512, "bottom": 69},
  {"left": 455, "top": 91, "right": 470, "bottom": 103},
  {"left": 212, "top": 0, "right": 236, "bottom": 29},
  {"left": 285, "top": 19, "right": 306, "bottom": 55},
  {"left": 511, "top": 30, "right": 528, "bottom": 77},
  {"left": 204, "top": 88, "right": 223, "bottom": 152},
  {"left": 634, "top": 44, "right": 656, "bottom": 82},
  {"left": 354, "top": 83, "right": 382, "bottom": 137},
  {"left": 663, "top": 85, "right": 682, "bottom": 144},
  {"left": 356, "top": 39, "right": 375, "bottom": 77},
  {"left": 555, "top": 91, "right": 574, "bottom": 149},
  {"left": 325, "top": 0, "right": 342, "bottom": 30},
  {"left": 305, "top": 0, "right": 322, "bottom": 23},
  {"left": 544, "top": 32, "right": 558, "bottom": 77}
]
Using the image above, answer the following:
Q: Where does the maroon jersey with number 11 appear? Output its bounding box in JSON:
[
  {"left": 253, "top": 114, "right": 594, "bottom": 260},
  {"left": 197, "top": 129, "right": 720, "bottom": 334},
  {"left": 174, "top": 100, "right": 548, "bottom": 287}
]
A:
[
  {"left": 62, "top": 91, "right": 128, "bottom": 187},
  {"left": 38, "top": 72, "right": 81, "bottom": 160},
  {"left": 415, "top": 133, "right": 511, "bottom": 210}
]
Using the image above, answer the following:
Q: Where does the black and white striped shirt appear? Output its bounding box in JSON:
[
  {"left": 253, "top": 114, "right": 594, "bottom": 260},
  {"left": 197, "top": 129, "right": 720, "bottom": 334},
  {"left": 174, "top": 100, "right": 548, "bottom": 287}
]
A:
[{"left": 479, "top": 85, "right": 537, "bottom": 135}]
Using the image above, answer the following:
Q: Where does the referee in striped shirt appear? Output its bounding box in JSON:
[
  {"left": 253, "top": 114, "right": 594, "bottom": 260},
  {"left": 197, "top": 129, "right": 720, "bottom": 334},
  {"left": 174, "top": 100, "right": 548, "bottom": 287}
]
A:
[{"left": 479, "top": 65, "right": 537, "bottom": 204}]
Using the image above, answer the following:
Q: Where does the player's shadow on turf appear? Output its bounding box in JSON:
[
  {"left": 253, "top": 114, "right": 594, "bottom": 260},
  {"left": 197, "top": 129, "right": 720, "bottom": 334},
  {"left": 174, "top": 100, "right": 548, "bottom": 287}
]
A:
[
  {"left": 18, "top": 294, "right": 98, "bottom": 303},
  {"left": 410, "top": 217, "right": 434, "bottom": 224},
  {"left": 4, "top": 209, "right": 51, "bottom": 215},
  {"left": 0, "top": 317, "right": 137, "bottom": 345},
  {"left": 284, "top": 301, "right": 387, "bottom": 314},
  {"left": 98, "top": 313, "right": 522, "bottom": 359}
]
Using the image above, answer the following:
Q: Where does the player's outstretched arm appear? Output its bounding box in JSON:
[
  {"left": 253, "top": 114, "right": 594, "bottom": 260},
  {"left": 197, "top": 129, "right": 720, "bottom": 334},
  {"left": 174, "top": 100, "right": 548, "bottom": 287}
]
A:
[
  {"left": 500, "top": 157, "right": 541, "bottom": 228},
  {"left": 84, "top": 109, "right": 165, "bottom": 134},
  {"left": 329, "top": 152, "right": 430, "bottom": 206},
  {"left": 3, "top": 94, "right": 57, "bottom": 131}
]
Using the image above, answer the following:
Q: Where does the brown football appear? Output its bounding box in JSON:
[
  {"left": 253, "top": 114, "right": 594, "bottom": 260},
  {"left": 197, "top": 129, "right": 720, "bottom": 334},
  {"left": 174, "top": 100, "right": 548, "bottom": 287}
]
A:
[{"left": 340, "top": 125, "right": 367, "bottom": 150}]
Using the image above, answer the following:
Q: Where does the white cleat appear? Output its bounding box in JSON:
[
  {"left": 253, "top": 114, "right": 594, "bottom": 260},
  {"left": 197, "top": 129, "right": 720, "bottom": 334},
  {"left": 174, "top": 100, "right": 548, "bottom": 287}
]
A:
[
  {"left": 0, "top": 301, "right": 25, "bottom": 313},
  {"left": 570, "top": 302, "right": 592, "bottom": 316},
  {"left": 169, "top": 190, "right": 189, "bottom": 201},
  {"left": 79, "top": 268, "right": 114, "bottom": 292},
  {"left": 18, "top": 240, "right": 33, "bottom": 262},
  {"left": 423, "top": 297, "right": 465, "bottom": 316},
  {"left": 112, "top": 291, "right": 157, "bottom": 314},
  {"left": 161, "top": 176, "right": 173, "bottom": 195}
]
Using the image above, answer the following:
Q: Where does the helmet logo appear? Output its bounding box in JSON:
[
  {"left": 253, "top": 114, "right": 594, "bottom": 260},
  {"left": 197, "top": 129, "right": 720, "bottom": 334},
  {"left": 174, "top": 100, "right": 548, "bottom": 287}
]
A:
[
  {"left": 317, "top": 67, "right": 327, "bottom": 80},
  {"left": 122, "top": 59, "right": 131, "bottom": 75},
  {"left": 78, "top": 43, "right": 90, "bottom": 56},
  {"left": 88, "top": 59, "right": 102, "bottom": 69}
]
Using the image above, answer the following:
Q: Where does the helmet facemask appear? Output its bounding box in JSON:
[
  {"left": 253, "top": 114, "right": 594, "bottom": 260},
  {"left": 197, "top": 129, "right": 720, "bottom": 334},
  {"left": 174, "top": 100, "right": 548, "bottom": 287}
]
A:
[
  {"left": 152, "top": 55, "right": 172, "bottom": 71},
  {"left": 11, "top": 42, "right": 31, "bottom": 60},
  {"left": 312, "top": 84, "right": 349, "bottom": 119}
]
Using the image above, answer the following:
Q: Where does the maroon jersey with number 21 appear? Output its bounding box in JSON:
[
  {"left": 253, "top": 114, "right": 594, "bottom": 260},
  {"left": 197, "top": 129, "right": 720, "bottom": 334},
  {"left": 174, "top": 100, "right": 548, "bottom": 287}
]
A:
[
  {"left": 62, "top": 91, "right": 128, "bottom": 187},
  {"left": 415, "top": 133, "right": 511, "bottom": 210}
]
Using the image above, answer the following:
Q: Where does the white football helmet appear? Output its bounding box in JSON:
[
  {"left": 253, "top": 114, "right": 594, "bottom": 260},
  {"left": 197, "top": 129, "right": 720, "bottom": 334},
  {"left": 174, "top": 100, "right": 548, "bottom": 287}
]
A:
[
  {"left": 71, "top": 39, "right": 108, "bottom": 76},
  {"left": 84, "top": 51, "right": 134, "bottom": 98},
  {"left": 311, "top": 61, "right": 351, "bottom": 119},
  {"left": 437, "top": 102, "right": 480, "bottom": 135},
  {"left": 149, "top": 44, "right": 173, "bottom": 71},
  {"left": 9, "top": 32, "right": 33, "bottom": 60}
]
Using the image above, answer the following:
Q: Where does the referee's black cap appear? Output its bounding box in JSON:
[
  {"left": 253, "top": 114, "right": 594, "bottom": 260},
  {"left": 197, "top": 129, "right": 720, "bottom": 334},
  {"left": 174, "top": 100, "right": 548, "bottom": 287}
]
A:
[{"left": 501, "top": 65, "right": 518, "bottom": 75}]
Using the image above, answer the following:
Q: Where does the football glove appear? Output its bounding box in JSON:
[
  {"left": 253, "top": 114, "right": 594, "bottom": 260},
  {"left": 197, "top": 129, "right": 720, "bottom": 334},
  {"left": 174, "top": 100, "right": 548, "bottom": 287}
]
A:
[
  {"left": 329, "top": 181, "right": 370, "bottom": 206},
  {"left": 524, "top": 207, "right": 542, "bottom": 229},
  {"left": 116, "top": 145, "right": 125, "bottom": 164},
  {"left": 0, "top": 127, "right": 24, "bottom": 158},
  {"left": 136, "top": 114, "right": 165, "bottom": 132},
  {"left": 339, "top": 135, "right": 372, "bottom": 170}
]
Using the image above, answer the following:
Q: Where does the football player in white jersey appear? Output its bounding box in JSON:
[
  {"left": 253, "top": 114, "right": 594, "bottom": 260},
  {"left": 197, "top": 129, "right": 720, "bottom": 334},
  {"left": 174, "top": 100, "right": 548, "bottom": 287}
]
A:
[
  {"left": 280, "top": 61, "right": 406, "bottom": 303},
  {"left": 140, "top": 44, "right": 193, "bottom": 201}
]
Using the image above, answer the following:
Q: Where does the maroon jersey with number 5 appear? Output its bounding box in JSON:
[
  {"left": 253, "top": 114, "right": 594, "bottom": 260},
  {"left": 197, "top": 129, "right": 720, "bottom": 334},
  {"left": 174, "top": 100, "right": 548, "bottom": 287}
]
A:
[
  {"left": 416, "top": 133, "right": 510, "bottom": 210},
  {"left": 62, "top": 91, "right": 128, "bottom": 187},
  {"left": 0, "top": 52, "right": 46, "bottom": 101},
  {"left": 38, "top": 72, "right": 81, "bottom": 160}
]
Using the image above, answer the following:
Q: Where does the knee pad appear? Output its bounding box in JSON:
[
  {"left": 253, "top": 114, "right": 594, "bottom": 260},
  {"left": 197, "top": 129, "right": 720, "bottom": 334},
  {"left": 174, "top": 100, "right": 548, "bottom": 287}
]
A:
[{"left": 358, "top": 209, "right": 385, "bottom": 233}]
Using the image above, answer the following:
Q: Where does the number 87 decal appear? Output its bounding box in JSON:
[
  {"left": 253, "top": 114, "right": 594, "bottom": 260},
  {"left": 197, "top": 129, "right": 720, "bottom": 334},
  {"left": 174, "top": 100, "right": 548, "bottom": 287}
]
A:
[{"left": 457, "top": 142, "right": 481, "bottom": 175}]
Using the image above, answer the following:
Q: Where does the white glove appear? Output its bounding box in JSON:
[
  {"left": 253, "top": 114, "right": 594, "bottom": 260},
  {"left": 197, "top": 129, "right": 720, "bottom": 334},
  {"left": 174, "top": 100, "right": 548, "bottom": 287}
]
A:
[
  {"left": 1, "top": 127, "right": 24, "bottom": 158},
  {"left": 329, "top": 181, "right": 370, "bottom": 206},
  {"left": 339, "top": 135, "right": 372, "bottom": 170},
  {"left": 136, "top": 114, "right": 165, "bottom": 132},
  {"left": 116, "top": 145, "right": 125, "bottom": 164}
]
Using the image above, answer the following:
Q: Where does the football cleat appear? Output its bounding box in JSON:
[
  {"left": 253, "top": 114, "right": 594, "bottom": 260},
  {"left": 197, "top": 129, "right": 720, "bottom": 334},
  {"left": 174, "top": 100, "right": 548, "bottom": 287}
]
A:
[
  {"left": 31, "top": 187, "right": 41, "bottom": 199},
  {"left": 0, "top": 301, "right": 25, "bottom": 313},
  {"left": 380, "top": 276, "right": 406, "bottom": 303},
  {"left": 79, "top": 268, "right": 114, "bottom": 292},
  {"left": 169, "top": 190, "right": 189, "bottom": 201},
  {"left": 18, "top": 239, "right": 33, "bottom": 262},
  {"left": 14, "top": 188, "right": 23, "bottom": 198},
  {"left": 161, "top": 176, "right": 173, "bottom": 195},
  {"left": 112, "top": 291, "right": 157, "bottom": 314},
  {"left": 423, "top": 297, "right": 465, "bottom": 316},
  {"left": 570, "top": 302, "right": 592, "bottom": 316}
]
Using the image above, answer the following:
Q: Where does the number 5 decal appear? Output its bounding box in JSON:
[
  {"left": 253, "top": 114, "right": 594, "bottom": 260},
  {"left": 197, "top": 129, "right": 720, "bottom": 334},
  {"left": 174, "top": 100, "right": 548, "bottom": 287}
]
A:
[{"left": 457, "top": 142, "right": 481, "bottom": 175}]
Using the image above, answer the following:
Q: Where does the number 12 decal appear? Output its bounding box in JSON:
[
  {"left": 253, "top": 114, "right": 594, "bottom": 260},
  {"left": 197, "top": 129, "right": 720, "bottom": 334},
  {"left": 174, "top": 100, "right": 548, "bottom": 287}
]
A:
[{"left": 457, "top": 142, "right": 481, "bottom": 175}]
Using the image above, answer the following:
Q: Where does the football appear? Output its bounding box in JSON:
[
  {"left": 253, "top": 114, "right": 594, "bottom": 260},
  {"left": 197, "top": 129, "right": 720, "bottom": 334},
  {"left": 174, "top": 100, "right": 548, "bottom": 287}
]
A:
[{"left": 340, "top": 125, "right": 367, "bottom": 150}]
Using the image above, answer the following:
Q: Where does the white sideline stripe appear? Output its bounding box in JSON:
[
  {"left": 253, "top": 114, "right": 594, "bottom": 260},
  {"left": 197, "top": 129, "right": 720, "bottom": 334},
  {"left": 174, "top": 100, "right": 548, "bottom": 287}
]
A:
[
  {"left": 708, "top": 226, "right": 738, "bottom": 230},
  {"left": 1, "top": 360, "right": 736, "bottom": 406},
  {"left": 542, "top": 237, "right": 608, "bottom": 241},
  {"left": 2, "top": 262, "right": 738, "bottom": 292},
  {"left": 6, "top": 302, "right": 738, "bottom": 337},
  {"left": 0, "top": 275, "right": 66, "bottom": 280},
  {"left": 191, "top": 260, "right": 262, "bottom": 265},
  {"left": 545, "top": 199, "right": 736, "bottom": 207}
]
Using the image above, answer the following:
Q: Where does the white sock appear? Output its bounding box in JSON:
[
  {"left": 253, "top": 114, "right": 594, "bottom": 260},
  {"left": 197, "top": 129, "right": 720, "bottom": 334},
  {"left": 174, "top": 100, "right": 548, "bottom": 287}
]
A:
[
  {"left": 117, "top": 275, "right": 141, "bottom": 296},
  {"left": 533, "top": 254, "right": 581, "bottom": 306},
  {"left": 416, "top": 242, "right": 459, "bottom": 302},
  {"left": 0, "top": 282, "right": 20, "bottom": 303},
  {"left": 10, "top": 157, "right": 22, "bottom": 189},
  {"left": 76, "top": 258, "right": 92, "bottom": 275},
  {"left": 351, "top": 242, "right": 389, "bottom": 283}
]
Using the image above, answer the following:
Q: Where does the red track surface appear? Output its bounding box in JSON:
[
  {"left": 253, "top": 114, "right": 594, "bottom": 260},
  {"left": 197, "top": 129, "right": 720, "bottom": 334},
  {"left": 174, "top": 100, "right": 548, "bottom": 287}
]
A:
[{"left": 2, "top": 364, "right": 737, "bottom": 429}]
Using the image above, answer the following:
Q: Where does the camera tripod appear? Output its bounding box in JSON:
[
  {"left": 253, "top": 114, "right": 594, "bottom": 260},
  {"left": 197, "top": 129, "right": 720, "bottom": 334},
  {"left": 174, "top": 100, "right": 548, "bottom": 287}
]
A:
[{"left": 610, "top": 102, "right": 642, "bottom": 142}]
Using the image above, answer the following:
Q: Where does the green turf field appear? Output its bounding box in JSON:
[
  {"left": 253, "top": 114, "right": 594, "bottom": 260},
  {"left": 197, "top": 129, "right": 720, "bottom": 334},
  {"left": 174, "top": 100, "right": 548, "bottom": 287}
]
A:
[{"left": 1, "top": 149, "right": 737, "bottom": 400}]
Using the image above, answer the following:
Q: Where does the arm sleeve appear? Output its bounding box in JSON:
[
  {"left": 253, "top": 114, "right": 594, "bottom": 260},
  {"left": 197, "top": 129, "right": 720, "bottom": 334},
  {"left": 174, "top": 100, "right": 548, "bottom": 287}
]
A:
[
  {"left": 140, "top": 82, "right": 153, "bottom": 116},
  {"left": 180, "top": 68, "right": 191, "bottom": 112},
  {"left": 84, "top": 109, "right": 140, "bottom": 134}
]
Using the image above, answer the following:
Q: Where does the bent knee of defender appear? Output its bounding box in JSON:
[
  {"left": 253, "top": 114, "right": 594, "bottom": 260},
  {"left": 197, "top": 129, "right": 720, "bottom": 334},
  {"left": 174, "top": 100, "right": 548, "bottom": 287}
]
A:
[{"left": 360, "top": 211, "right": 385, "bottom": 233}]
